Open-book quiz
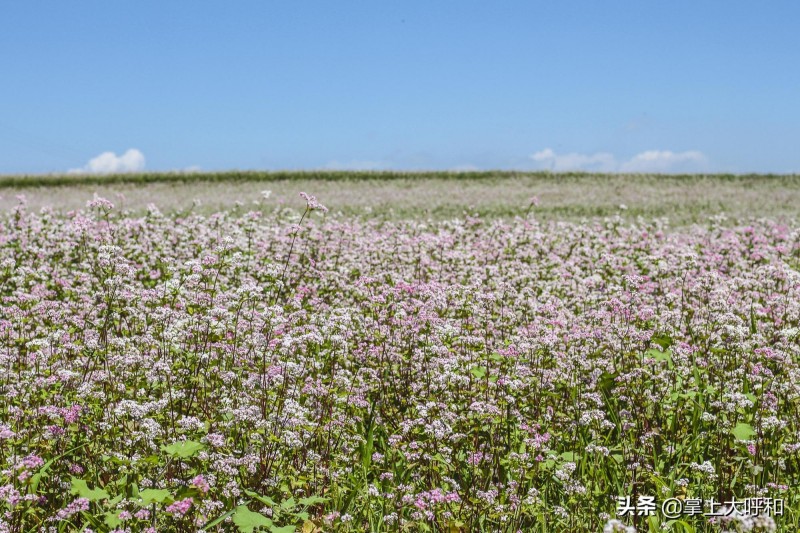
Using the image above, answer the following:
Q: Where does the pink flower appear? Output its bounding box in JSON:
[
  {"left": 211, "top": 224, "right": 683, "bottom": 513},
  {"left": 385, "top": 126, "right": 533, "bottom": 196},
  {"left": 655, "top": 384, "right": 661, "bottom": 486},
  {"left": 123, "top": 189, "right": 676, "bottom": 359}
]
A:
[
  {"left": 134, "top": 509, "right": 151, "bottom": 520},
  {"left": 19, "top": 454, "right": 45, "bottom": 470},
  {"left": 56, "top": 498, "right": 90, "bottom": 519},
  {"left": 299, "top": 192, "right": 329, "bottom": 213},
  {"left": 191, "top": 474, "right": 210, "bottom": 494},
  {"left": 166, "top": 497, "right": 193, "bottom": 516}
]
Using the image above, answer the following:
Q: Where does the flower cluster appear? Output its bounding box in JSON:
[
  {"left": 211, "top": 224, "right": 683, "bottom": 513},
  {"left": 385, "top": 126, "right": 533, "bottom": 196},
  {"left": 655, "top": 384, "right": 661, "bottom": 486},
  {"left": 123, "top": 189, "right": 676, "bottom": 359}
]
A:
[{"left": 0, "top": 196, "right": 798, "bottom": 531}]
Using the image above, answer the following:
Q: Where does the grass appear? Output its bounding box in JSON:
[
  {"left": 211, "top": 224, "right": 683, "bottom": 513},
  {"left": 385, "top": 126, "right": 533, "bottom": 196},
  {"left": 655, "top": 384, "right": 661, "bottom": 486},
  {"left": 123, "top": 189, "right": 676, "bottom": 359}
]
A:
[{"left": 1, "top": 171, "right": 800, "bottom": 225}]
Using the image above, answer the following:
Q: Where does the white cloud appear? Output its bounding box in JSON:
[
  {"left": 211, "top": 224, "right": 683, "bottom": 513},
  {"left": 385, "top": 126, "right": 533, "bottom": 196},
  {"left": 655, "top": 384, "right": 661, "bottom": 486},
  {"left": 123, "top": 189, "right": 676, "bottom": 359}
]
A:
[
  {"left": 450, "top": 164, "right": 480, "bottom": 172},
  {"left": 619, "top": 150, "right": 707, "bottom": 173},
  {"left": 531, "top": 148, "right": 616, "bottom": 172},
  {"left": 69, "top": 149, "right": 145, "bottom": 174},
  {"left": 531, "top": 148, "right": 708, "bottom": 173}
]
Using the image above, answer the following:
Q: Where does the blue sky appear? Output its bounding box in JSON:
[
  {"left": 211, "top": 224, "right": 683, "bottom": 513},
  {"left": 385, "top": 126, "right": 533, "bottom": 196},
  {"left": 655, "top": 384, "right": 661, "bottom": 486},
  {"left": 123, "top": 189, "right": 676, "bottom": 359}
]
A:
[{"left": 2, "top": 1, "right": 799, "bottom": 174}]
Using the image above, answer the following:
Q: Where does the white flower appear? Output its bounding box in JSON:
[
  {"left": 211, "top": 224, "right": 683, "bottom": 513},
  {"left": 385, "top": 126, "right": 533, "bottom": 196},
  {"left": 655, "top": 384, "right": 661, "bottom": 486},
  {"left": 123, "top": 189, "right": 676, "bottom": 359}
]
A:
[{"left": 604, "top": 518, "right": 636, "bottom": 532}]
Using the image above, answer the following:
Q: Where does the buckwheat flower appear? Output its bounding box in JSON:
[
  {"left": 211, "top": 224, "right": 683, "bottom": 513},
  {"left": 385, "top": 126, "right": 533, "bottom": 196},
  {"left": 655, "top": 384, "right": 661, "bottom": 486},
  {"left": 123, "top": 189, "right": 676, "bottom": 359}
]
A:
[
  {"left": 690, "top": 461, "right": 715, "bottom": 475},
  {"left": 603, "top": 519, "right": 636, "bottom": 533},
  {"left": 134, "top": 509, "right": 150, "bottom": 520},
  {"left": 0, "top": 485, "right": 22, "bottom": 507},
  {"left": 555, "top": 462, "right": 576, "bottom": 481},
  {"left": 166, "top": 497, "right": 193, "bottom": 516},
  {"left": 701, "top": 412, "right": 716, "bottom": 422},
  {"left": 19, "top": 454, "right": 45, "bottom": 470},
  {"left": 118, "top": 511, "right": 132, "bottom": 520},
  {"left": 204, "top": 433, "right": 226, "bottom": 447},
  {"left": 299, "top": 192, "right": 328, "bottom": 213},
  {"left": 56, "top": 498, "right": 90, "bottom": 519},
  {"left": 191, "top": 474, "right": 210, "bottom": 494},
  {"left": 86, "top": 194, "right": 114, "bottom": 210},
  {"left": 553, "top": 506, "right": 569, "bottom": 518}
]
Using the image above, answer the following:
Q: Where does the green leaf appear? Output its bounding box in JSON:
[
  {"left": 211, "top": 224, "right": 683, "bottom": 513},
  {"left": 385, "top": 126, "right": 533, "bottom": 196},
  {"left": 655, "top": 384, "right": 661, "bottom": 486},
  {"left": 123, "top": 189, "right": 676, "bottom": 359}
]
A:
[
  {"left": 297, "top": 496, "right": 328, "bottom": 507},
  {"left": 244, "top": 489, "right": 278, "bottom": 507},
  {"left": 137, "top": 488, "right": 173, "bottom": 505},
  {"left": 29, "top": 459, "right": 54, "bottom": 493},
  {"left": 469, "top": 366, "right": 487, "bottom": 379},
  {"left": 161, "top": 440, "right": 205, "bottom": 458},
  {"left": 270, "top": 526, "right": 296, "bottom": 533},
  {"left": 280, "top": 497, "right": 296, "bottom": 510},
  {"left": 202, "top": 507, "right": 239, "bottom": 530},
  {"left": 104, "top": 511, "right": 122, "bottom": 528},
  {"left": 652, "top": 334, "right": 674, "bottom": 349},
  {"left": 70, "top": 478, "right": 110, "bottom": 502},
  {"left": 644, "top": 348, "right": 672, "bottom": 363},
  {"left": 732, "top": 422, "right": 756, "bottom": 441},
  {"left": 233, "top": 505, "right": 274, "bottom": 532}
]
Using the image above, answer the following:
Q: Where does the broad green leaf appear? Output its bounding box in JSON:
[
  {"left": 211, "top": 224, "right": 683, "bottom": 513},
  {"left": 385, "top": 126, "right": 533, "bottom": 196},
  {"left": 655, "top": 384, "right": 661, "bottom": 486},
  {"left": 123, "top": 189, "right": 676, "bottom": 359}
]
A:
[
  {"left": 104, "top": 511, "right": 122, "bottom": 528},
  {"left": 298, "top": 496, "right": 328, "bottom": 507},
  {"left": 270, "top": 526, "right": 296, "bottom": 533},
  {"left": 644, "top": 348, "right": 672, "bottom": 363},
  {"left": 732, "top": 422, "right": 756, "bottom": 441},
  {"left": 301, "top": 520, "right": 321, "bottom": 533},
  {"left": 469, "top": 366, "right": 487, "bottom": 379},
  {"left": 244, "top": 489, "right": 278, "bottom": 507},
  {"left": 70, "top": 478, "right": 109, "bottom": 502},
  {"left": 137, "top": 488, "right": 172, "bottom": 504},
  {"left": 651, "top": 333, "right": 674, "bottom": 349},
  {"left": 233, "top": 505, "right": 274, "bottom": 532},
  {"left": 280, "top": 497, "right": 296, "bottom": 510},
  {"left": 162, "top": 440, "right": 205, "bottom": 458}
]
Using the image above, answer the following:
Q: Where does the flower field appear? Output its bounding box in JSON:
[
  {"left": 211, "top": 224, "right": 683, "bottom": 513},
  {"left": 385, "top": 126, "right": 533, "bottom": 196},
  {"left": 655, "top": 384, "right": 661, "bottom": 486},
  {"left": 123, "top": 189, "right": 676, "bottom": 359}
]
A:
[{"left": 1, "top": 192, "right": 799, "bottom": 532}]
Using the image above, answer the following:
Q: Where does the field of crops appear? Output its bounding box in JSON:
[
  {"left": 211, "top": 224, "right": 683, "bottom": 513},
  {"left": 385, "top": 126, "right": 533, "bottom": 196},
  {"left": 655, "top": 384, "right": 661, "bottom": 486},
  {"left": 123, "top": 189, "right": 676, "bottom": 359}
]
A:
[
  {"left": 2, "top": 171, "right": 800, "bottom": 223},
  {"left": 1, "top": 186, "right": 799, "bottom": 532}
]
